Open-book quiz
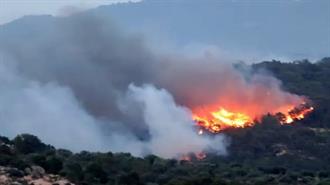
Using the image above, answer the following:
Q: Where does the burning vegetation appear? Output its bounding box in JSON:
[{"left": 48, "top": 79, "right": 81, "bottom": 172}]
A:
[
  {"left": 276, "top": 103, "right": 314, "bottom": 124},
  {"left": 193, "top": 102, "right": 314, "bottom": 134},
  {"left": 181, "top": 100, "right": 314, "bottom": 162}
]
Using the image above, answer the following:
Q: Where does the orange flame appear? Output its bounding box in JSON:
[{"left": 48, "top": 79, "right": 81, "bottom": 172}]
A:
[
  {"left": 193, "top": 108, "right": 254, "bottom": 133},
  {"left": 193, "top": 103, "right": 314, "bottom": 134},
  {"left": 279, "top": 104, "right": 314, "bottom": 124},
  {"left": 180, "top": 152, "right": 207, "bottom": 162}
]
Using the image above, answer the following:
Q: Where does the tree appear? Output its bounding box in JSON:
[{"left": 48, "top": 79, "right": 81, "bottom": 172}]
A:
[
  {"left": 13, "top": 134, "right": 47, "bottom": 154},
  {"left": 45, "top": 156, "right": 63, "bottom": 174}
]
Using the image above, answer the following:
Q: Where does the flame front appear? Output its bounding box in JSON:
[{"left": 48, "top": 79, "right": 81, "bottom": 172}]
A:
[
  {"left": 193, "top": 108, "right": 254, "bottom": 133},
  {"left": 279, "top": 104, "right": 314, "bottom": 124},
  {"left": 193, "top": 103, "right": 314, "bottom": 134}
]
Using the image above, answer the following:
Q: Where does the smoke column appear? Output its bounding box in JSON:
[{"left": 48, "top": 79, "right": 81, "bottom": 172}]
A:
[{"left": 0, "top": 12, "right": 302, "bottom": 158}]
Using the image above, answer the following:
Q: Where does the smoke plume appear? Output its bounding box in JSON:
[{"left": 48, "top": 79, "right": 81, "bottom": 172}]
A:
[{"left": 0, "top": 12, "right": 302, "bottom": 158}]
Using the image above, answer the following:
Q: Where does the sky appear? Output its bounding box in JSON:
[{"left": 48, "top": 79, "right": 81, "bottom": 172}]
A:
[{"left": 0, "top": 0, "right": 141, "bottom": 25}]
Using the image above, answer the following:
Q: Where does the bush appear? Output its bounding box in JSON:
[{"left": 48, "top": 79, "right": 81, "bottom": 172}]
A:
[
  {"left": 13, "top": 134, "right": 47, "bottom": 154},
  {"left": 44, "top": 156, "right": 63, "bottom": 174},
  {"left": 118, "top": 172, "right": 143, "bottom": 185},
  {"left": 84, "top": 162, "right": 108, "bottom": 183},
  {"left": 62, "top": 162, "right": 84, "bottom": 181}
]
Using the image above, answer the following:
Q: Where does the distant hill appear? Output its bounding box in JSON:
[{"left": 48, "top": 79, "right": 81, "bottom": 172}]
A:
[
  {"left": 1, "top": 0, "right": 330, "bottom": 59},
  {"left": 91, "top": 0, "right": 330, "bottom": 59}
]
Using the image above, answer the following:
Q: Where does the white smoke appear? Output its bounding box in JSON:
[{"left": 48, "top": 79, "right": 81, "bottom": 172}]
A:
[
  {"left": 0, "top": 10, "right": 301, "bottom": 159},
  {"left": 0, "top": 60, "right": 107, "bottom": 151},
  {"left": 121, "top": 84, "right": 227, "bottom": 158},
  {"left": 0, "top": 58, "right": 227, "bottom": 157}
]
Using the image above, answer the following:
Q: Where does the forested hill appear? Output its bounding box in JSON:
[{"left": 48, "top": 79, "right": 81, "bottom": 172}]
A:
[
  {"left": 0, "top": 58, "right": 330, "bottom": 185},
  {"left": 254, "top": 58, "right": 330, "bottom": 100},
  {"left": 253, "top": 57, "right": 330, "bottom": 128}
]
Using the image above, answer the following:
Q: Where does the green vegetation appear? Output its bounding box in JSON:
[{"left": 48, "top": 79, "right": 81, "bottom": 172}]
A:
[{"left": 0, "top": 58, "right": 330, "bottom": 185}]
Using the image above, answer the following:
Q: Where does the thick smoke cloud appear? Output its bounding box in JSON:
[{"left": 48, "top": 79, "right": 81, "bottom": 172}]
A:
[
  {"left": 120, "top": 84, "right": 227, "bottom": 158},
  {"left": 0, "top": 60, "right": 106, "bottom": 152},
  {"left": 0, "top": 14, "right": 228, "bottom": 157},
  {"left": 158, "top": 56, "right": 303, "bottom": 119},
  {"left": 0, "top": 12, "right": 301, "bottom": 157}
]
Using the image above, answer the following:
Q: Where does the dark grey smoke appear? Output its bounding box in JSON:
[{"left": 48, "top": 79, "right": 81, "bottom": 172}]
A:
[
  {"left": 0, "top": 11, "right": 301, "bottom": 157},
  {"left": 0, "top": 13, "right": 230, "bottom": 157},
  {"left": 1, "top": 14, "right": 158, "bottom": 137}
]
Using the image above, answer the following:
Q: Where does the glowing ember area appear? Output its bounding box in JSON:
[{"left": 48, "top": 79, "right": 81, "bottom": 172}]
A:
[
  {"left": 193, "top": 103, "right": 314, "bottom": 133},
  {"left": 193, "top": 108, "right": 254, "bottom": 133},
  {"left": 180, "top": 152, "right": 207, "bottom": 161},
  {"left": 278, "top": 103, "right": 314, "bottom": 124}
]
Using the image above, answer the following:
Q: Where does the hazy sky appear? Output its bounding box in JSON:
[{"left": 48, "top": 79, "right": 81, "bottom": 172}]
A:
[{"left": 0, "top": 0, "right": 141, "bottom": 25}]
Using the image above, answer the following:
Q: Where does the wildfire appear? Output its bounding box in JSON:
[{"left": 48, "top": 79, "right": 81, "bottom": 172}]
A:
[
  {"left": 193, "top": 103, "right": 314, "bottom": 134},
  {"left": 278, "top": 104, "right": 314, "bottom": 124},
  {"left": 180, "top": 152, "right": 207, "bottom": 162},
  {"left": 193, "top": 108, "right": 254, "bottom": 133}
]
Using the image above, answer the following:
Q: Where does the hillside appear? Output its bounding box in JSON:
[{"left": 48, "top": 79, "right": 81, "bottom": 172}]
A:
[{"left": 0, "top": 59, "right": 329, "bottom": 185}]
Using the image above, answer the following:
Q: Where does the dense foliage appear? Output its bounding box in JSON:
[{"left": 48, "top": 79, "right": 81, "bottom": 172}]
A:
[{"left": 0, "top": 58, "right": 329, "bottom": 185}]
